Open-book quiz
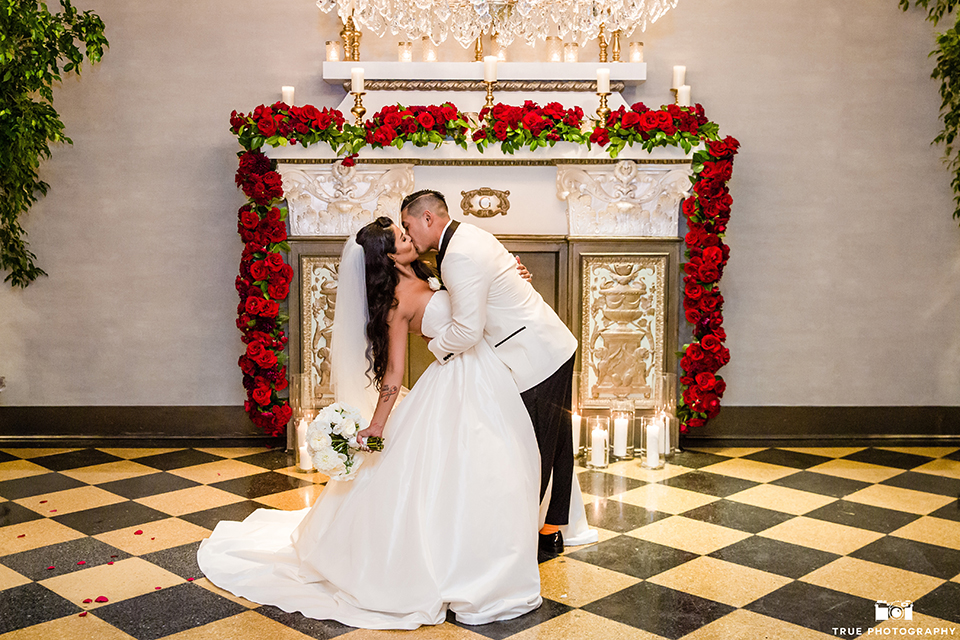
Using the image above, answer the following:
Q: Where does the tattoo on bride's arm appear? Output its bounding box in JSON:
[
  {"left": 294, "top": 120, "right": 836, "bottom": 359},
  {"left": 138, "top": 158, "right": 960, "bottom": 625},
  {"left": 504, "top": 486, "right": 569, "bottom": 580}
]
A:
[{"left": 379, "top": 385, "right": 399, "bottom": 404}]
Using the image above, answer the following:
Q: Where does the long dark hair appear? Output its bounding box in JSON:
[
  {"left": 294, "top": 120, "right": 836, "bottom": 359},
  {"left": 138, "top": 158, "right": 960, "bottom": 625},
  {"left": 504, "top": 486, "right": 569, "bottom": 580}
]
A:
[{"left": 355, "top": 216, "right": 434, "bottom": 390}]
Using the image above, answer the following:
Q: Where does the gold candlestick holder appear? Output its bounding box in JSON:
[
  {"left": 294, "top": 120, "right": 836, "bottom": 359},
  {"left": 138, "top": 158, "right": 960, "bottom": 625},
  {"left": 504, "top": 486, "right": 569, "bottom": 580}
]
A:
[
  {"left": 612, "top": 30, "right": 621, "bottom": 62},
  {"left": 670, "top": 87, "right": 679, "bottom": 105},
  {"left": 474, "top": 37, "right": 483, "bottom": 62},
  {"left": 351, "top": 91, "right": 367, "bottom": 126},
  {"left": 484, "top": 81, "right": 495, "bottom": 110},
  {"left": 596, "top": 91, "right": 611, "bottom": 121},
  {"left": 598, "top": 25, "right": 608, "bottom": 63}
]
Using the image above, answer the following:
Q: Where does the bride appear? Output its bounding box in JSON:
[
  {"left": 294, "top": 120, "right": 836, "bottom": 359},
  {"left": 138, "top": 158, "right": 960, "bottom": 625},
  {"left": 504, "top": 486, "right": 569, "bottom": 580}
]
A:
[{"left": 199, "top": 216, "right": 549, "bottom": 629}]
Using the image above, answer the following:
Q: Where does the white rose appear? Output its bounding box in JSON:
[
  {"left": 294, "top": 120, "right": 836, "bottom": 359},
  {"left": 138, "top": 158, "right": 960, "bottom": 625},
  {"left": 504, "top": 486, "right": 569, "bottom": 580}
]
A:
[
  {"left": 428, "top": 277, "right": 441, "bottom": 291},
  {"left": 307, "top": 430, "right": 332, "bottom": 453},
  {"left": 340, "top": 419, "right": 357, "bottom": 437},
  {"left": 312, "top": 449, "right": 341, "bottom": 471}
]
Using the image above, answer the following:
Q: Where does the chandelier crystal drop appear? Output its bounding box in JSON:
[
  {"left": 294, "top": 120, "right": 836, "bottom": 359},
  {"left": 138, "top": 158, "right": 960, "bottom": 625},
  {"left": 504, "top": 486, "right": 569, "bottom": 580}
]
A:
[{"left": 317, "top": 0, "right": 678, "bottom": 48}]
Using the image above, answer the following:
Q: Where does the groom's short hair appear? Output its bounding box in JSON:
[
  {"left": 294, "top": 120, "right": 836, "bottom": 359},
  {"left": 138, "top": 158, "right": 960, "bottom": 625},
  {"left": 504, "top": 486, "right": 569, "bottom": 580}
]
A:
[{"left": 401, "top": 189, "right": 448, "bottom": 219}]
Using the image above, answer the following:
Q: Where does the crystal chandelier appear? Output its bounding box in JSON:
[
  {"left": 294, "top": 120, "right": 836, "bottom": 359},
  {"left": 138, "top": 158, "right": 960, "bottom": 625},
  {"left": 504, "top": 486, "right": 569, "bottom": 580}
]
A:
[{"left": 316, "top": 0, "right": 678, "bottom": 49}]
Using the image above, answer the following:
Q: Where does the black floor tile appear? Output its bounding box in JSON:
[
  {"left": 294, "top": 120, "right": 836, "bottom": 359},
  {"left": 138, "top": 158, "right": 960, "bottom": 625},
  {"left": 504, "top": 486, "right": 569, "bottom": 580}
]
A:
[
  {"left": 453, "top": 598, "right": 573, "bottom": 639},
  {"left": 583, "top": 581, "right": 734, "bottom": 640},
  {"left": 52, "top": 501, "right": 169, "bottom": 536},
  {"left": 0, "top": 472, "right": 88, "bottom": 500},
  {"left": 660, "top": 471, "right": 758, "bottom": 498},
  {"left": 235, "top": 449, "right": 297, "bottom": 470},
  {"left": 742, "top": 448, "right": 833, "bottom": 469},
  {"left": 141, "top": 541, "right": 203, "bottom": 580},
  {"left": 567, "top": 535, "right": 697, "bottom": 580},
  {"left": 842, "top": 448, "right": 933, "bottom": 470},
  {"left": 851, "top": 536, "right": 960, "bottom": 580},
  {"left": 805, "top": 500, "right": 919, "bottom": 534},
  {"left": 29, "top": 448, "right": 124, "bottom": 472},
  {"left": 0, "top": 582, "right": 82, "bottom": 635},
  {"left": 179, "top": 500, "right": 265, "bottom": 531},
  {"left": 745, "top": 581, "right": 876, "bottom": 634},
  {"left": 946, "top": 450, "right": 960, "bottom": 463},
  {"left": 708, "top": 535, "right": 840, "bottom": 579},
  {"left": 210, "top": 471, "right": 313, "bottom": 499},
  {"left": 915, "top": 582, "right": 960, "bottom": 624},
  {"left": 133, "top": 449, "right": 224, "bottom": 471},
  {"left": 258, "top": 605, "right": 356, "bottom": 638},
  {"left": 881, "top": 471, "right": 960, "bottom": 498},
  {"left": 576, "top": 470, "right": 645, "bottom": 497},
  {"left": 95, "top": 582, "right": 248, "bottom": 640},
  {"left": 0, "top": 450, "right": 19, "bottom": 464},
  {"left": 929, "top": 501, "right": 960, "bottom": 522},
  {"left": 97, "top": 472, "right": 201, "bottom": 500},
  {"left": 771, "top": 471, "right": 871, "bottom": 498},
  {"left": 583, "top": 497, "right": 671, "bottom": 533},
  {"left": 670, "top": 450, "right": 732, "bottom": 469},
  {"left": 1, "top": 501, "right": 45, "bottom": 528},
  {"left": 680, "top": 500, "right": 793, "bottom": 534},
  {"left": 1, "top": 536, "right": 131, "bottom": 580}
]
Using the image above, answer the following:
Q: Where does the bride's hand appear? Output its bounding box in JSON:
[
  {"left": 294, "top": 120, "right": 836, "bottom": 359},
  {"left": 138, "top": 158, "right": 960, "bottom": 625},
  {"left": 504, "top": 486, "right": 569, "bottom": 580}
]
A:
[
  {"left": 515, "top": 255, "right": 532, "bottom": 283},
  {"left": 358, "top": 423, "right": 384, "bottom": 440}
]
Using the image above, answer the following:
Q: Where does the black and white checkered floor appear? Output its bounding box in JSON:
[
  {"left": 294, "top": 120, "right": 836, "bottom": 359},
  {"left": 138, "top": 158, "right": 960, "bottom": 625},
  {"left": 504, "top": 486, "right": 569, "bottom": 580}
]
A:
[{"left": 1, "top": 445, "right": 958, "bottom": 639}]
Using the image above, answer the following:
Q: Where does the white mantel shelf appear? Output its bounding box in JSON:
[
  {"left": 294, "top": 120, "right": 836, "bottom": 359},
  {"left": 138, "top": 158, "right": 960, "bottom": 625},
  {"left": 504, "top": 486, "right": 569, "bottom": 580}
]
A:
[{"left": 322, "top": 61, "right": 646, "bottom": 85}]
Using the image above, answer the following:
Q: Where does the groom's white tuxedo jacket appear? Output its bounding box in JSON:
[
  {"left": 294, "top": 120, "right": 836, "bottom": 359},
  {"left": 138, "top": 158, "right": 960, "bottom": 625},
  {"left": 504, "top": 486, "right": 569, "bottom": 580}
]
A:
[{"left": 427, "top": 221, "right": 578, "bottom": 392}]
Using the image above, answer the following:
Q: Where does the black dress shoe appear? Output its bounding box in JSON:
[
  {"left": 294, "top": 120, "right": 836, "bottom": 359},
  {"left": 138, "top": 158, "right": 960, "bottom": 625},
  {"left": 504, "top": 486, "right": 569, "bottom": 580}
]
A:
[{"left": 538, "top": 530, "right": 564, "bottom": 558}]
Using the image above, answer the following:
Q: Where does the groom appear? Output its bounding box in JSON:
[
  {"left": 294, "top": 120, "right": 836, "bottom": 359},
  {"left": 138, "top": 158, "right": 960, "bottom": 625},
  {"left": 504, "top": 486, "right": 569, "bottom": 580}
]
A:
[{"left": 400, "top": 189, "right": 578, "bottom": 560}]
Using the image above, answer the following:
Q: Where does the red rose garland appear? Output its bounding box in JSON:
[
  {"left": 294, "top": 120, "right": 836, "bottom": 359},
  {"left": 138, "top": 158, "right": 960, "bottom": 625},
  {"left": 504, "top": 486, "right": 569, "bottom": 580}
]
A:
[{"left": 229, "top": 99, "right": 736, "bottom": 436}]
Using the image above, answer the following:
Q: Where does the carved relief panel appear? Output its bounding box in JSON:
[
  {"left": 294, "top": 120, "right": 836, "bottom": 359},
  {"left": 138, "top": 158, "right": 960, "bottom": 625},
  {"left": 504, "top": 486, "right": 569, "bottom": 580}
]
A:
[
  {"left": 279, "top": 163, "right": 415, "bottom": 236},
  {"left": 580, "top": 254, "right": 666, "bottom": 410},
  {"left": 300, "top": 256, "right": 340, "bottom": 405},
  {"left": 557, "top": 161, "right": 692, "bottom": 237}
]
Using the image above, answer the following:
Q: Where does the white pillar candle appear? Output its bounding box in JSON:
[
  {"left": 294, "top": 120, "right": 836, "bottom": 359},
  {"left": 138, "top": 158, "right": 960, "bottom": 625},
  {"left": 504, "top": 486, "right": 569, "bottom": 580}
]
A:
[
  {"left": 483, "top": 55, "right": 498, "bottom": 83},
  {"left": 572, "top": 413, "right": 582, "bottom": 452},
  {"left": 672, "top": 65, "right": 686, "bottom": 89},
  {"left": 591, "top": 427, "right": 606, "bottom": 467},
  {"left": 351, "top": 67, "right": 364, "bottom": 93},
  {"left": 281, "top": 86, "right": 295, "bottom": 106},
  {"left": 298, "top": 445, "right": 313, "bottom": 471},
  {"left": 677, "top": 85, "right": 691, "bottom": 107},
  {"left": 613, "top": 416, "right": 628, "bottom": 457},
  {"left": 597, "top": 68, "right": 610, "bottom": 94},
  {"left": 645, "top": 420, "right": 660, "bottom": 468},
  {"left": 296, "top": 418, "right": 309, "bottom": 449}
]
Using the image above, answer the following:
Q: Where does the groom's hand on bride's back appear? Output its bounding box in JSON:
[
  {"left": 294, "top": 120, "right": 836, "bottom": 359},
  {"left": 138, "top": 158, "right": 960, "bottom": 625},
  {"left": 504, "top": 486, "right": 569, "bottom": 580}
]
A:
[{"left": 514, "top": 255, "right": 532, "bottom": 283}]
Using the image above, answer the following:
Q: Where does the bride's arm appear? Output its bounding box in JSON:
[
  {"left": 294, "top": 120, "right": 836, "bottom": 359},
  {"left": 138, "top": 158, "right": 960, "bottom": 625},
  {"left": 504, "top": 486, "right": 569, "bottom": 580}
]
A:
[{"left": 358, "top": 309, "right": 409, "bottom": 439}]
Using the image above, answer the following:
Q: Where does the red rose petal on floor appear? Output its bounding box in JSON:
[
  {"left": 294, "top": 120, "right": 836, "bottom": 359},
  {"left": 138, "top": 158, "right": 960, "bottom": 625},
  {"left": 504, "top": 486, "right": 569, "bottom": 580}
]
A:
[
  {"left": 82, "top": 598, "right": 92, "bottom": 603},
  {"left": 77, "top": 561, "right": 85, "bottom": 565},
  {"left": 39, "top": 500, "right": 47, "bottom": 504},
  {"left": 17, "top": 534, "right": 25, "bottom": 538},
  {"left": 49, "top": 509, "right": 57, "bottom": 513},
  {"left": 155, "top": 586, "right": 161, "bottom": 590},
  {"left": 46, "top": 566, "right": 55, "bottom": 570},
  {"left": 110, "top": 555, "right": 118, "bottom": 558},
  {"left": 186, "top": 577, "right": 195, "bottom": 582},
  {"left": 79, "top": 612, "right": 88, "bottom": 617},
  {"left": 134, "top": 530, "right": 143, "bottom": 535},
  {"left": 107, "top": 561, "right": 114, "bottom": 565},
  {"left": 94, "top": 596, "right": 109, "bottom": 603}
]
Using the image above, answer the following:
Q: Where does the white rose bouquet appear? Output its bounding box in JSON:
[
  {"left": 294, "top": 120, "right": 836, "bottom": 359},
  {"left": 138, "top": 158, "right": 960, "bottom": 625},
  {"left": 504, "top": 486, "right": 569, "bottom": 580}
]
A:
[{"left": 305, "top": 402, "right": 384, "bottom": 480}]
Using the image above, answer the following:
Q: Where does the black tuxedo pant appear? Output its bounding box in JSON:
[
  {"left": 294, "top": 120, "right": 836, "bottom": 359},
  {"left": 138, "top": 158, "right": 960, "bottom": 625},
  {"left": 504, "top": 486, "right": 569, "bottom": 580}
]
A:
[{"left": 521, "top": 354, "right": 575, "bottom": 527}]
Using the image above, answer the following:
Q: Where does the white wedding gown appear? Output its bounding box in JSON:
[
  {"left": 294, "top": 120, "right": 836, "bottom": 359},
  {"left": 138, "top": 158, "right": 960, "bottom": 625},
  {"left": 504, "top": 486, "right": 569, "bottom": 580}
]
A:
[{"left": 197, "top": 291, "right": 544, "bottom": 629}]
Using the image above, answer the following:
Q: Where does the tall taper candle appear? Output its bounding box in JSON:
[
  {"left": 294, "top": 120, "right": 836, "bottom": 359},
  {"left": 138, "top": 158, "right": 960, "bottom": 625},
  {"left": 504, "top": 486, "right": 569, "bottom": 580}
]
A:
[
  {"left": 597, "top": 68, "right": 610, "bottom": 94},
  {"left": 483, "top": 55, "right": 498, "bottom": 83},
  {"left": 645, "top": 420, "right": 660, "bottom": 468},
  {"left": 281, "top": 86, "right": 295, "bottom": 106},
  {"left": 351, "top": 68, "right": 364, "bottom": 93},
  {"left": 672, "top": 65, "right": 686, "bottom": 89}
]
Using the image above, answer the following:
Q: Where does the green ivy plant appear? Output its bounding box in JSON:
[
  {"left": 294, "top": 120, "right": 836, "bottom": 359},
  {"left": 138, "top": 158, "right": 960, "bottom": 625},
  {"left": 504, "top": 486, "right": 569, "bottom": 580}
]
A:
[
  {"left": 0, "top": 0, "right": 108, "bottom": 287},
  {"left": 901, "top": 0, "right": 960, "bottom": 222}
]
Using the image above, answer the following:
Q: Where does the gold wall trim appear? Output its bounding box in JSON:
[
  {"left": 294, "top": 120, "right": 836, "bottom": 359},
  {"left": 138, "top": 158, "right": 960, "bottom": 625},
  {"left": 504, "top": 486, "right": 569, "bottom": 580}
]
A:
[{"left": 340, "top": 80, "right": 627, "bottom": 92}]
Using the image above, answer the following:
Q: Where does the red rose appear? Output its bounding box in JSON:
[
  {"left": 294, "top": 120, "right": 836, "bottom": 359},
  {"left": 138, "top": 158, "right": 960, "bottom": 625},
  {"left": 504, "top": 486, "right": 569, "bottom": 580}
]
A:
[
  {"left": 261, "top": 299, "right": 280, "bottom": 318},
  {"left": 267, "top": 281, "right": 289, "bottom": 299},
  {"left": 656, "top": 111, "right": 677, "bottom": 135},
  {"left": 263, "top": 220, "right": 287, "bottom": 244},
  {"left": 493, "top": 121, "right": 508, "bottom": 141},
  {"left": 687, "top": 344, "right": 705, "bottom": 361},
  {"left": 638, "top": 111, "right": 660, "bottom": 132},
  {"left": 257, "top": 116, "right": 277, "bottom": 137},
  {"left": 240, "top": 208, "right": 260, "bottom": 230},
  {"left": 383, "top": 112, "right": 402, "bottom": 128},
  {"left": 685, "top": 307, "right": 703, "bottom": 325},
  {"left": 630, "top": 102, "right": 650, "bottom": 114},
  {"left": 238, "top": 355, "right": 256, "bottom": 375},
  {"left": 589, "top": 127, "right": 610, "bottom": 145},
  {"left": 250, "top": 260, "right": 270, "bottom": 281},
  {"left": 278, "top": 264, "right": 294, "bottom": 284},
  {"left": 373, "top": 125, "right": 396, "bottom": 146},
  {"left": 699, "top": 266, "right": 720, "bottom": 283},
  {"left": 265, "top": 252, "right": 285, "bottom": 271},
  {"left": 273, "top": 403, "right": 293, "bottom": 426},
  {"left": 702, "top": 246, "right": 724, "bottom": 265},
  {"left": 440, "top": 104, "right": 458, "bottom": 122},
  {"left": 685, "top": 283, "right": 705, "bottom": 300},
  {"left": 695, "top": 372, "right": 717, "bottom": 390},
  {"left": 621, "top": 111, "right": 641, "bottom": 129},
  {"left": 701, "top": 334, "right": 722, "bottom": 352},
  {"left": 686, "top": 417, "right": 706, "bottom": 428},
  {"left": 252, "top": 386, "right": 272, "bottom": 406},
  {"left": 416, "top": 112, "right": 435, "bottom": 130},
  {"left": 472, "top": 129, "right": 487, "bottom": 142},
  {"left": 255, "top": 348, "right": 278, "bottom": 368},
  {"left": 244, "top": 296, "right": 265, "bottom": 315},
  {"left": 246, "top": 340, "right": 266, "bottom": 360}
]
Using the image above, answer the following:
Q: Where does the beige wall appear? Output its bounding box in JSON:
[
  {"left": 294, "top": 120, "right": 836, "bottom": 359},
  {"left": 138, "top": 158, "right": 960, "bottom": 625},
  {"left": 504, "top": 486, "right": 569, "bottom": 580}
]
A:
[{"left": 0, "top": 0, "right": 958, "bottom": 407}]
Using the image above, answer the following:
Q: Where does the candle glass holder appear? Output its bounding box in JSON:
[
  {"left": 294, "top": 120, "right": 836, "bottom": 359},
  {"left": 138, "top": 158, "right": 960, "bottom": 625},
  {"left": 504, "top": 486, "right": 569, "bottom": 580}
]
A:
[
  {"left": 422, "top": 36, "right": 437, "bottom": 62},
  {"left": 326, "top": 40, "right": 341, "bottom": 62},
  {"left": 640, "top": 416, "right": 664, "bottom": 470},
  {"left": 655, "top": 372, "right": 679, "bottom": 457},
  {"left": 546, "top": 36, "right": 562, "bottom": 62},
  {"left": 610, "top": 397, "right": 635, "bottom": 461},
  {"left": 398, "top": 41, "right": 413, "bottom": 62},
  {"left": 289, "top": 373, "right": 318, "bottom": 472},
  {"left": 563, "top": 42, "right": 579, "bottom": 63},
  {"left": 629, "top": 41, "right": 644, "bottom": 63},
  {"left": 586, "top": 415, "right": 610, "bottom": 469}
]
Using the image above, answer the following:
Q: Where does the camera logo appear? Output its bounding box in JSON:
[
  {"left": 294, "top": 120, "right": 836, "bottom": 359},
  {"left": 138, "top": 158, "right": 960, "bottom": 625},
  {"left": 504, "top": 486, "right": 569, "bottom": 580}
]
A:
[{"left": 875, "top": 600, "right": 913, "bottom": 621}]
